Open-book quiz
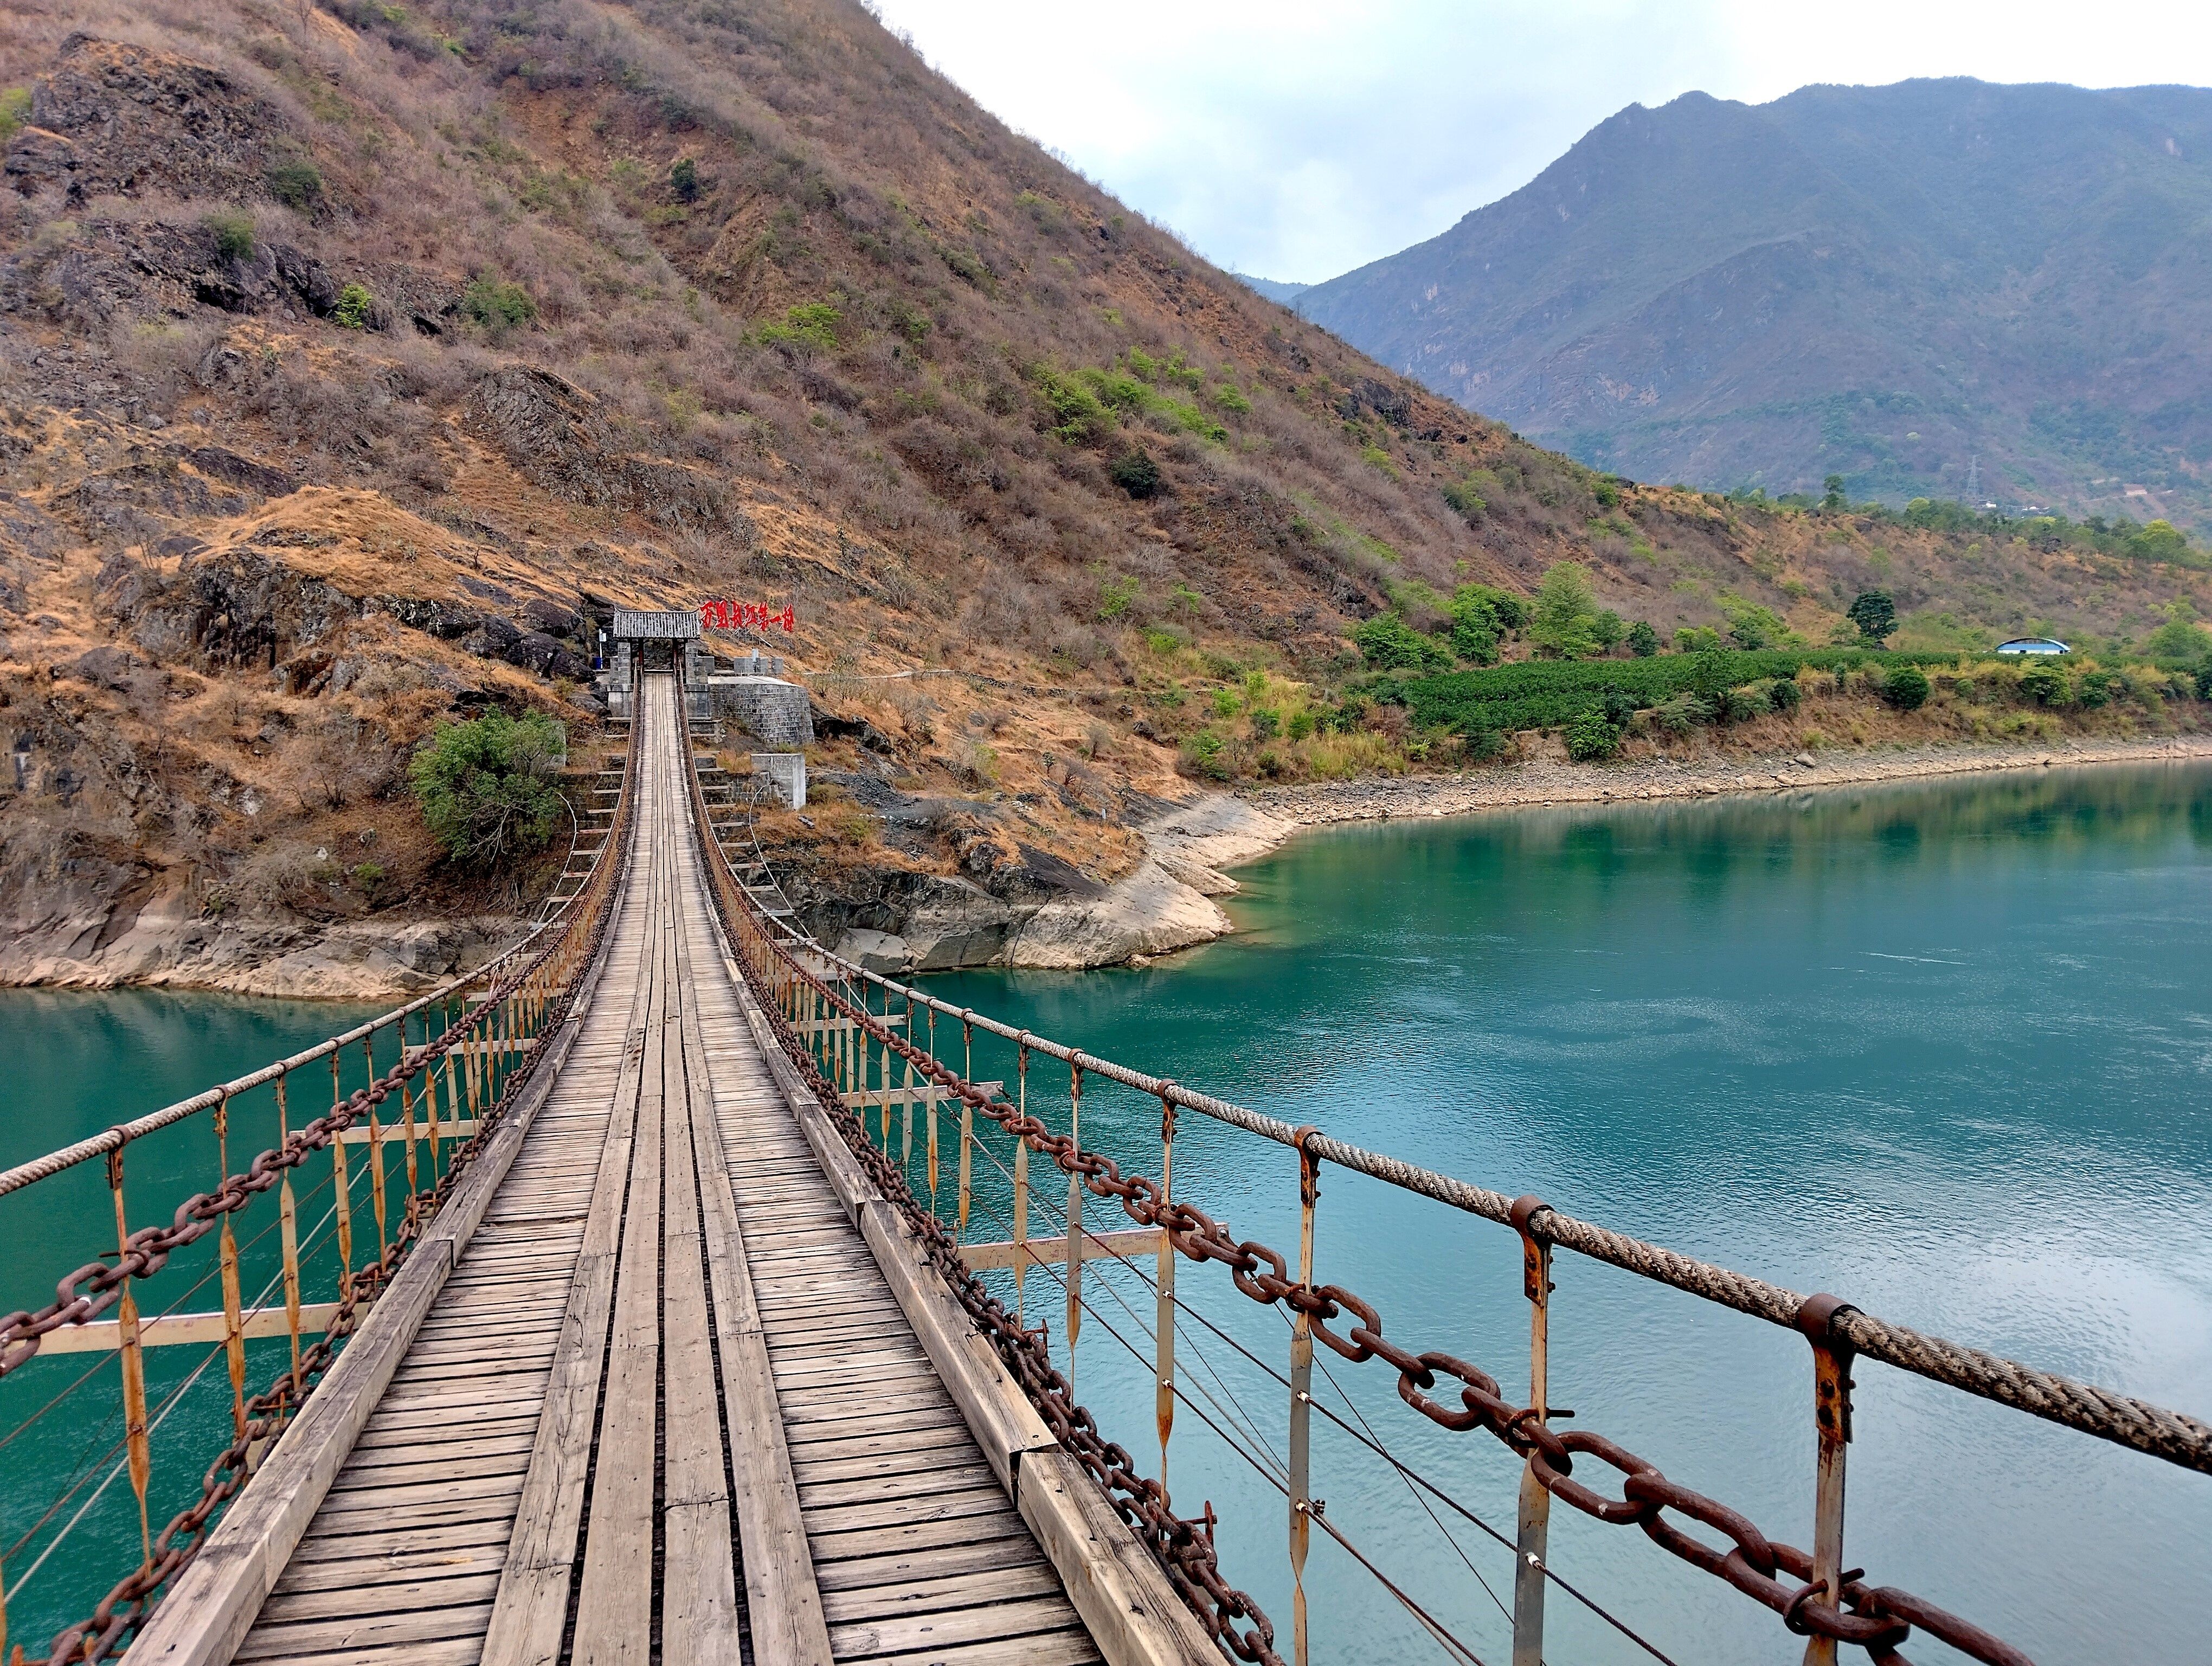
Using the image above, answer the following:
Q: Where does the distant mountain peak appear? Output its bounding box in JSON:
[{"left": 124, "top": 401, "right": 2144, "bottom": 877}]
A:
[{"left": 1294, "top": 76, "right": 2212, "bottom": 530}]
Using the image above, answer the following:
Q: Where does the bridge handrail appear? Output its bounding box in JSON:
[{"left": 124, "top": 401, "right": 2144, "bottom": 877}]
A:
[{"left": 812, "top": 944, "right": 2212, "bottom": 1475}]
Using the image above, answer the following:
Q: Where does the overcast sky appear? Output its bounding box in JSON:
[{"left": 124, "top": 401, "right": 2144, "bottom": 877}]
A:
[{"left": 868, "top": 0, "right": 2212, "bottom": 284}]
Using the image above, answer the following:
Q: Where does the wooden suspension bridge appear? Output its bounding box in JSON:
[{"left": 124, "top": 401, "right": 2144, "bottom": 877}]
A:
[{"left": 3, "top": 668, "right": 2209, "bottom": 1666}]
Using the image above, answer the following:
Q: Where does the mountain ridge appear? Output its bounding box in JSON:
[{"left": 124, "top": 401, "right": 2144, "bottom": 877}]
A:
[{"left": 1294, "top": 76, "right": 2212, "bottom": 527}]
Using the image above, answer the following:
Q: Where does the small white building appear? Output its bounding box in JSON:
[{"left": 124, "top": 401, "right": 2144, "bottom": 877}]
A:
[{"left": 1996, "top": 638, "right": 2070, "bottom": 656}]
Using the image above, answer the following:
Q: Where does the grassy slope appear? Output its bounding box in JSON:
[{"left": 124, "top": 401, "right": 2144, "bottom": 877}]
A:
[{"left": 3, "top": 0, "right": 2211, "bottom": 964}]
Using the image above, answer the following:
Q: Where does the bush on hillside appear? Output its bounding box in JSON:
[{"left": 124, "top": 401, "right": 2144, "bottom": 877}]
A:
[
  {"left": 206, "top": 210, "right": 255, "bottom": 264},
  {"left": 1109, "top": 449, "right": 1162, "bottom": 498},
  {"left": 1883, "top": 665, "right": 1931, "bottom": 710},
  {"left": 463, "top": 277, "right": 538, "bottom": 332},
  {"left": 1564, "top": 710, "right": 1622, "bottom": 760},
  {"left": 1353, "top": 614, "right": 1451, "bottom": 673},
  {"left": 410, "top": 710, "right": 567, "bottom": 868}
]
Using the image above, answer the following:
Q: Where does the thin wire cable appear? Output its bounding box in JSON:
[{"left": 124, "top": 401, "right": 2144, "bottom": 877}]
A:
[
  {"left": 1306, "top": 1502, "right": 1490, "bottom": 1666},
  {"left": 4, "top": 1193, "right": 346, "bottom": 1585},
  {"left": 944, "top": 1116, "right": 1676, "bottom": 1662}
]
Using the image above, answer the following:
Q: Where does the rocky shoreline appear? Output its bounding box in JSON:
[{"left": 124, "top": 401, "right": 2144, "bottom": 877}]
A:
[
  {"left": 10, "top": 734, "right": 2209, "bottom": 998},
  {"left": 1243, "top": 731, "right": 2212, "bottom": 828}
]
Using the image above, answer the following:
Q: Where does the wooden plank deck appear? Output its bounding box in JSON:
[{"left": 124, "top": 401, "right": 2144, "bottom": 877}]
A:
[{"left": 226, "top": 674, "right": 1095, "bottom": 1666}]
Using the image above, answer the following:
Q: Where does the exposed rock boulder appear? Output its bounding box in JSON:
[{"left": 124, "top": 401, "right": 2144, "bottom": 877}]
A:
[
  {"left": 467, "top": 367, "right": 749, "bottom": 534},
  {"left": 4, "top": 36, "right": 290, "bottom": 204}
]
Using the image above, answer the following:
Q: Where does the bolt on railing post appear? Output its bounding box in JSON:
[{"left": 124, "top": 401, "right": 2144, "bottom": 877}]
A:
[
  {"left": 215, "top": 1093, "right": 246, "bottom": 1441},
  {"left": 276, "top": 1068, "right": 302, "bottom": 1388},
  {"left": 1509, "top": 1195, "right": 1553, "bottom": 1666},
  {"left": 1156, "top": 1090, "right": 1178, "bottom": 1501},
  {"left": 1065, "top": 1063, "right": 1084, "bottom": 1393},
  {"left": 1797, "top": 1294, "right": 1859, "bottom": 1666},
  {"left": 1289, "top": 1131, "right": 1320, "bottom": 1666},
  {"left": 106, "top": 1148, "right": 154, "bottom": 1571},
  {"left": 1014, "top": 1039, "right": 1031, "bottom": 1325}
]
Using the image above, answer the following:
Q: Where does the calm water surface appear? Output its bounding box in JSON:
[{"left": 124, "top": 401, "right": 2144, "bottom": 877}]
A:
[
  {"left": 4, "top": 765, "right": 2209, "bottom": 1663},
  {"left": 0, "top": 991, "right": 381, "bottom": 1649},
  {"left": 922, "top": 762, "right": 2212, "bottom": 1666}
]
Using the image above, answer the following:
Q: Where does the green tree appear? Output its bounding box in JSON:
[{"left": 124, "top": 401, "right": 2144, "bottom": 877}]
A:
[
  {"left": 2018, "top": 661, "right": 2071, "bottom": 707},
  {"left": 2127, "top": 520, "right": 2191, "bottom": 564},
  {"left": 1719, "top": 592, "right": 1787, "bottom": 650},
  {"left": 1529, "top": 562, "right": 1603, "bottom": 659},
  {"left": 1847, "top": 589, "right": 1896, "bottom": 644},
  {"left": 2143, "top": 600, "right": 2212, "bottom": 662},
  {"left": 1626, "top": 619, "right": 1659, "bottom": 657},
  {"left": 409, "top": 711, "right": 567, "bottom": 868},
  {"left": 1822, "top": 473, "right": 1846, "bottom": 511},
  {"left": 670, "top": 156, "right": 700, "bottom": 202}
]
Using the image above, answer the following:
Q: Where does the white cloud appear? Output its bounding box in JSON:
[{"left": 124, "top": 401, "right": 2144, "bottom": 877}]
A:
[{"left": 869, "top": 0, "right": 2212, "bottom": 283}]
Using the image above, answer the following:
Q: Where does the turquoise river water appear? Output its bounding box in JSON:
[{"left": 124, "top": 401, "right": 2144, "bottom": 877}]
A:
[{"left": 5, "top": 762, "right": 2210, "bottom": 1663}]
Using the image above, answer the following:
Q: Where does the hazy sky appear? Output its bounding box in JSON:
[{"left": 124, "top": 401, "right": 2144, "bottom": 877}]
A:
[{"left": 869, "top": 0, "right": 2212, "bottom": 284}]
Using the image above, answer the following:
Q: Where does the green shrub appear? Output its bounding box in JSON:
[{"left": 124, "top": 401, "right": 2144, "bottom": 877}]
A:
[
  {"left": 1627, "top": 619, "right": 1659, "bottom": 657},
  {"left": 1250, "top": 708, "right": 1281, "bottom": 739},
  {"left": 1184, "top": 729, "right": 1230, "bottom": 780},
  {"left": 1719, "top": 592, "right": 1788, "bottom": 650},
  {"left": 332, "top": 282, "right": 374, "bottom": 329},
  {"left": 1109, "top": 450, "right": 1162, "bottom": 499},
  {"left": 757, "top": 300, "right": 839, "bottom": 351},
  {"left": 1883, "top": 664, "right": 1931, "bottom": 710},
  {"left": 0, "top": 87, "right": 32, "bottom": 144},
  {"left": 2076, "top": 670, "right": 2115, "bottom": 709},
  {"left": 2127, "top": 520, "right": 2192, "bottom": 564},
  {"left": 409, "top": 710, "right": 567, "bottom": 868},
  {"left": 1353, "top": 614, "right": 1450, "bottom": 672},
  {"left": 1564, "top": 712, "right": 1621, "bottom": 760},
  {"left": 671, "top": 156, "right": 700, "bottom": 202},
  {"left": 268, "top": 158, "right": 324, "bottom": 210},
  {"left": 1287, "top": 709, "right": 1317, "bottom": 741},
  {"left": 1676, "top": 624, "right": 1724, "bottom": 652},
  {"left": 206, "top": 210, "right": 256, "bottom": 264},
  {"left": 1529, "top": 562, "right": 1609, "bottom": 659},
  {"left": 463, "top": 276, "right": 538, "bottom": 331},
  {"left": 2017, "top": 662, "right": 2070, "bottom": 708},
  {"left": 1655, "top": 691, "right": 1711, "bottom": 735},
  {"left": 1211, "top": 382, "right": 1252, "bottom": 416},
  {"left": 1767, "top": 676, "right": 1803, "bottom": 713},
  {"left": 1442, "top": 476, "right": 1487, "bottom": 524},
  {"left": 1097, "top": 572, "right": 1140, "bottom": 619},
  {"left": 1721, "top": 687, "right": 1764, "bottom": 723}
]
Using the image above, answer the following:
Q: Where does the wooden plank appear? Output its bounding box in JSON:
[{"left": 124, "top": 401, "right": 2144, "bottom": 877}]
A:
[
  {"left": 1017, "top": 1450, "right": 1223, "bottom": 1666},
  {"left": 35, "top": 1300, "right": 349, "bottom": 1354},
  {"left": 959, "top": 1228, "right": 1161, "bottom": 1273}
]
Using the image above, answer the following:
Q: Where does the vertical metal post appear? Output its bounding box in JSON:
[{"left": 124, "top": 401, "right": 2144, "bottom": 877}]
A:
[
  {"left": 1013, "top": 1040, "right": 1030, "bottom": 1325},
  {"left": 330, "top": 1052, "right": 352, "bottom": 1286},
  {"left": 277, "top": 1069, "right": 301, "bottom": 1386},
  {"left": 1289, "top": 1133, "right": 1320, "bottom": 1666},
  {"left": 957, "top": 1016, "right": 975, "bottom": 1241},
  {"left": 216, "top": 1094, "right": 246, "bottom": 1441},
  {"left": 1156, "top": 1091, "right": 1177, "bottom": 1500},
  {"left": 400, "top": 1042, "right": 420, "bottom": 1231},
  {"left": 108, "top": 1149, "right": 153, "bottom": 1569},
  {"left": 1065, "top": 1063, "right": 1084, "bottom": 1392},
  {"left": 364, "top": 1034, "right": 387, "bottom": 1263},
  {"left": 1797, "top": 1294, "right": 1858, "bottom": 1666},
  {"left": 901, "top": 997, "right": 915, "bottom": 1170},
  {"left": 1509, "top": 1195, "right": 1554, "bottom": 1666},
  {"left": 925, "top": 1007, "right": 940, "bottom": 1210}
]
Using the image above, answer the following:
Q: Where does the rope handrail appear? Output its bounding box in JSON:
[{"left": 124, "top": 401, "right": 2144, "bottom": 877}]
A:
[
  {"left": 0, "top": 930, "right": 553, "bottom": 1201},
  {"left": 790, "top": 895, "right": 2212, "bottom": 1476}
]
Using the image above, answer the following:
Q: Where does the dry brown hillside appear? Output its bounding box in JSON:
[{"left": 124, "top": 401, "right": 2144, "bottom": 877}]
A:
[{"left": 3, "top": 1, "right": 2208, "bottom": 989}]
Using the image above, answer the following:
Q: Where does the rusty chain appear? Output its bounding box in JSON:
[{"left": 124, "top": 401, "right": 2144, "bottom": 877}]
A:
[
  {"left": 685, "top": 751, "right": 1283, "bottom": 1665},
  {"left": 728, "top": 907, "right": 2035, "bottom": 1666},
  {"left": 20, "top": 717, "right": 637, "bottom": 1663}
]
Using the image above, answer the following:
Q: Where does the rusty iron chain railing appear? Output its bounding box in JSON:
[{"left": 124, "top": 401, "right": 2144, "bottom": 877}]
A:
[
  {"left": 681, "top": 722, "right": 1285, "bottom": 1666},
  {"left": 1, "top": 715, "right": 638, "bottom": 1664},
  {"left": 688, "top": 730, "right": 2210, "bottom": 1666}
]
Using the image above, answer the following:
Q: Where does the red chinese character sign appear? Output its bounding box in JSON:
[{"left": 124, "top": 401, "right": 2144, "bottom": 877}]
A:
[{"left": 700, "top": 600, "right": 795, "bottom": 633}]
